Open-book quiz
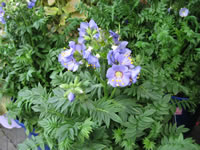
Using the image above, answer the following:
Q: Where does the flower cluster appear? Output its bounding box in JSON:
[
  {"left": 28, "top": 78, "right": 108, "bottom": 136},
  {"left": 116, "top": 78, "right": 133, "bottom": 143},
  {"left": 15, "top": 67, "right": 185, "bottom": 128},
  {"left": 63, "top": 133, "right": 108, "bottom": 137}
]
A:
[
  {"left": 58, "top": 41, "right": 84, "bottom": 72},
  {"left": 27, "top": 0, "right": 37, "bottom": 9},
  {"left": 78, "top": 19, "right": 100, "bottom": 44},
  {"left": 106, "top": 38, "right": 141, "bottom": 87},
  {"left": 58, "top": 19, "right": 101, "bottom": 71},
  {"left": 0, "top": 3, "right": 6, "bottom": 24},
  {"left": 58, "top": 19, "right": 141, "bottom": 89}
]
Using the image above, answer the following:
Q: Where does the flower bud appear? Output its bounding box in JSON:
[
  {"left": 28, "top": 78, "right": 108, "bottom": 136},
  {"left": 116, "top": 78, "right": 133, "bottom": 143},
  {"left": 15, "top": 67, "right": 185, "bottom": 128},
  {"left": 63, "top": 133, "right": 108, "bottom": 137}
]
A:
[
  {"left": 96, "top": 53, "right": 100, "bottom": 58},
  {"left": 68, "top": 92, "right": 75, "bottom": 102}
]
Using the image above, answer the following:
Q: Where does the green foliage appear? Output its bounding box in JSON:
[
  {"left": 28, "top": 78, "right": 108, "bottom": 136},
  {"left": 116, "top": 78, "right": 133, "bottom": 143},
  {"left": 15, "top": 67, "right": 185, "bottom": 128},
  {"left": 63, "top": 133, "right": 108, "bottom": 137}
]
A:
[
  {"left": 0, "top": 0, "right": 83, "bottom": 97},
  {"left": 2, "top": 0, "right": 200, "bottom": 149},
  {"left": 18, "top": 135, "right": 46, "bottom": 150},
  {"left": 158, "top": 134, "right": 200, "bottom": 150}
]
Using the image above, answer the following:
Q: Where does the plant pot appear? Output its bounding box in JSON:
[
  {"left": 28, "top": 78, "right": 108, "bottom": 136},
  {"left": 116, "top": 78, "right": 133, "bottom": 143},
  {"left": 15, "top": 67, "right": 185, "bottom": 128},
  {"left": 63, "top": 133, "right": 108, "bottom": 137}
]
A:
[{"left": 172, "top": 96, "right": 195, "bottom": 129}]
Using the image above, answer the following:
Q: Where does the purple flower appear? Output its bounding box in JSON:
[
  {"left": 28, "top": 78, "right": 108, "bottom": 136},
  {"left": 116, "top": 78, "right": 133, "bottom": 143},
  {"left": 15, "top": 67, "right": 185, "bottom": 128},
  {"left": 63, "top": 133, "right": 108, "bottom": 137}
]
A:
[
  {"left": 130, "top": 66, "right": 141, "bottom": 83},
  {"left": 107, "top": 50, "right": 117, "bottom": 65},
  {"left": 107, "top": 41, "right": 133, "bottom": 68},
  {"left": 0, "top": 7, "right": 5, "bottom": 17},
  {"left": 109, "top": 30, "right": 120, "bottom": 45},
  {"left": 168, "top": 7, "right": 171, "bottom": 13},
  {"left": 106, "top": 65, "right": 131, "bottom": 87},
  {"left": 28, "top": 2, "right": 35, "bottom": 9},
  {"left": 116, "top": 54, "right": 134, "bottom": 69},
  {"left": 58, "top": 41, "right": 84, "bottom": 72},
  {"left": 179, "top": 8, "right": 189, "bottom": 17},
  {"left": 68, "top": 92, "right": 75, "bottom": 102},
  {"left": 1, "top": 2, "right": 6, "bottom": 7},
  {"left": 0, "top": 17, "right": 5, "bottom": 24},
  {"left": 27, "top": 0, "right": 37, "bottom": 9},
  {"left": 78, "top": 19, "right": 100, "bottom": 44},
  {"left": 83, "top": 47, "right": 92, "bottom": 59},
  {"left": 87, "top": 54, "right": 100, "bottom": 68},
  {"left": 82, "top": 46, "right": 100, "bottom": 68},
  {"left": 114, "top": 41, "right": 131, "bottom": 55}
]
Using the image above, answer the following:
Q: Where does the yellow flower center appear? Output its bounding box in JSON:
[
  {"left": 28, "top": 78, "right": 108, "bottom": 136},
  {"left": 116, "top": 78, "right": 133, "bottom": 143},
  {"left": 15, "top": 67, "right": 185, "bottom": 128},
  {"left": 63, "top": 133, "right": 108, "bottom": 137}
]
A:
[
  {"left": 61, "top": 52, "right": 66, "bottom": 57},
  {"left": 115, "top": 71, "right": 123, "bottom": 78}
]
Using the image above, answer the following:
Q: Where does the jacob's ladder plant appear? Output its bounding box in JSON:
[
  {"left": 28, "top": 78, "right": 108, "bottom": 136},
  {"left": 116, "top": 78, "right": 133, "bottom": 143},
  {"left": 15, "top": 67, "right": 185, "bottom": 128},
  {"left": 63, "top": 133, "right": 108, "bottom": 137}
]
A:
[{"left": 9, "top": 19, "right": 200, "bottom": 150}]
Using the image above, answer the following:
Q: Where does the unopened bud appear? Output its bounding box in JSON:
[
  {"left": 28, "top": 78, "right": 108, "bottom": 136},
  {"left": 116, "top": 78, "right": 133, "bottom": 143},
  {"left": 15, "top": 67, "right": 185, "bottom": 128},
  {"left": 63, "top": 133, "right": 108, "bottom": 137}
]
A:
[
  {"left": 87, "top": 28, "right": 92, "bottom": 34},
  {"left": 96, "top": 53, "right": 100, "bottom": 58},
  {"left": 88, "top": 46, "right": 93, "bottom": 52},
  {"left": 84, "top": 36, "right": 90, "bottom": 41}
]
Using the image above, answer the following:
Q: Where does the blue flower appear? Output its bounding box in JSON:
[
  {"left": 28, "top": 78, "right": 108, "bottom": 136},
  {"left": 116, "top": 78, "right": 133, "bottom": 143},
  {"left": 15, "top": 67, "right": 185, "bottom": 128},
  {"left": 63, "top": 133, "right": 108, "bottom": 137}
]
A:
[
  {"left": 116, "top": 54, "right": 134, "bottom": 69},
  {"left": 0, "top": 17, "right": 5, "bottom": 24},
  {"left": 107, "top": 50, "right": 117, "bottom": 65},
  {"left": 179, "top": 8, "right": 189, "bottom": 17},
  {"left": 83, "top": 46, "right": 92, "bottom": 59},
  {"left": 114, "top": 41, "right": 131, "bottom": 55},
  {"left": 1, "top": 2, "right": 6, "bottom": 7},
  {"left": 58, "top": 41, "right": 84, "bottom": 72},
  {"left": 109, "top": 30, "right": 120, "bottom": 45},
  {"left": 168, "top": 7, "right": 171, "bottom": 13},
  {"left": 130, "top": 66, "right": 141, "bottom": 83},
  {"left": 107, "top": 41, "right": 133, "bottom": 68},
  {"left": 0, "top": 7, "right": 5, "bottom": 17},
  {"left": 27, "top": 0, "right": 37, "bottom": 9},
  {"left": 87, "top": 54, "right": 100, "bottom": 68},
  {"left": 106, "top": 65, "right": 131, "bottom": 87},
  {"left": 68, "top": 92, "right": 75, "bottom": 102},
  {"left": 82, "top": 46, "right": 100, "bottom": 68},
  {"left": 78, "top": 19, "right": 100, "bottom": 44}
]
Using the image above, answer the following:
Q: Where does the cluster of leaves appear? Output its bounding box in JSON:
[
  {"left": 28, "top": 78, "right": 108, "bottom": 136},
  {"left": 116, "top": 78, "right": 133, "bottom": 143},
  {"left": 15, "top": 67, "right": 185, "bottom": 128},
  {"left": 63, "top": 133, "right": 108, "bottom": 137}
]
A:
[
  {"left": 0, "top": 0, "right": 83, "bottom": 97},
  {"left": 8, "top": 62, "right": 199, "bottom": 149},
  {"left": 42, "top": 0, "right": 86, "bottom": 26}
]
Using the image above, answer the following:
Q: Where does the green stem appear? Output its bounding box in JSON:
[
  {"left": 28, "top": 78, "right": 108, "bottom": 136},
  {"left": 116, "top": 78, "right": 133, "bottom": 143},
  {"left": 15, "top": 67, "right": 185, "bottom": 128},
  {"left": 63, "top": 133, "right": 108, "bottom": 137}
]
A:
[
  {"left": 109, "top": 88, "right": 117, "bottom": 99},
  {"left": 94, "top": 70, "right": 108, "bottom": 98}
]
